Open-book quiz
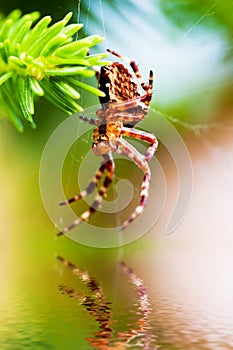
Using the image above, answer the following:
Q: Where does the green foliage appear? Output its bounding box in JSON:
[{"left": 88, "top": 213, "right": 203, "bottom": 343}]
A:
[
  {"left": 159, "top": 0, "right": 233, "bottom": 36},
  {"left": 0, "top": 10, "right": 108, "bottom": 131}
]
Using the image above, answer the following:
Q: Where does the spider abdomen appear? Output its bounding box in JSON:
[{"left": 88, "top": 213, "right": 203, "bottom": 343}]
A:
[{"left": 99, "top": 62, "right": 140, "bottom": 104}]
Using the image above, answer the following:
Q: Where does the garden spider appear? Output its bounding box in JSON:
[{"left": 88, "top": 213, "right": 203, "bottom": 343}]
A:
[{"left": 57, "top": 49, "right": 158, "bottom": 236}]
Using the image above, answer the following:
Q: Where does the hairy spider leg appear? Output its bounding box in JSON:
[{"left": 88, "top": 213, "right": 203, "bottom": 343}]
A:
[
  {"left": 109, "top": 98, "right": 146, "bottom": 111},
  {"left": 59, "top": 161, "right": 107, "bottom": 206},
  {"left": 106, "top": 96, "right": 152, "bottom": 128},
  {"left": 142, "top": 70, "right": 153, "bottom": 107},
  {"left": 106, "top": 96, "right": 148, "bottom": 121},
  {"left": 121, "top": 127, "right": 158, "bottom": 161},
  {"left": 79, "top": 115, "right": 98, "bottom": 125},
  {"left": 57, "top": 154, "right": 115, "bottom": 236},
  {"left": 58, "top": 115, "right": 104, "bottom": 206},
  {"left": 107, "top": 49, "right": 152, "bottom": 92},
  {"left": 116, "top": 138, "right": 151, "bottom": 230},
  {"left": 107, "top": 112, "right": 145, "bottom": 124},
  {"left": 106, "top": 97, "right": 152, "bottom": 125}
]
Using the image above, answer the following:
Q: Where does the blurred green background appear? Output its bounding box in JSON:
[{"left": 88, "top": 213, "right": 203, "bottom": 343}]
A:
[{"left": 1, "top": 1, "right": 233, "bottom": 349}]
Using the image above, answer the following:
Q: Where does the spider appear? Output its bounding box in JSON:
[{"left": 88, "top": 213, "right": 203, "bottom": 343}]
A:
[{"left": 57, "top": 49, "right": 158, "bottom": 236}]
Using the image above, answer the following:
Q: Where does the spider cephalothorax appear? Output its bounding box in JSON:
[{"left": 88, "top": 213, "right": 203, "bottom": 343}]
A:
[{"left": 58, "top": 49, "right": 158, "bottom": 236}]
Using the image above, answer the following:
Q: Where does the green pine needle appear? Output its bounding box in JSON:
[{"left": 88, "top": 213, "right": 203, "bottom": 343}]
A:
[{"left": 0, "top": 10, "right": 109, "bottom": 131}]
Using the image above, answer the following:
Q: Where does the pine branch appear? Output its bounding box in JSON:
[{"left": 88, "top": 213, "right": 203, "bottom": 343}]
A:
[{"left": 0, "top": 10, "right": 108, "bottom": 131}]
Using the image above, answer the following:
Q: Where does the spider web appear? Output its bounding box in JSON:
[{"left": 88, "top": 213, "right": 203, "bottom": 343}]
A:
[
  {"left": 75, "top": 0, "right": 233, "bottom": 136},
  {"left": 70, "top": 0, "right": 233, "bottom": 185},
  {"left": 183, "top": 0, "right": 221, "bottom": 37},
  {"left": 59, "top": 0, "right": 233, "bottom": 237},
  {"left": 75, "top": 0, "right": 232, "bottom": 163}
]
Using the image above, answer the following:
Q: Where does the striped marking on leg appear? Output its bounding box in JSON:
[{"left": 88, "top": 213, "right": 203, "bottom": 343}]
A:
[
  {"left": 107, "top": 112, "right": 146, "bottom": 125},
  {"left": 140, "top": 70, "right": 153, "bottom": 106},
  {"left": 59, "top": 163, "right": 106, "bottom": 206},
  {"left": 116, "top": 139, "right": 151, "bottom": 230},
  {"left": 120, "top": 173, "right": 150, "bottom": 230},
  {"left": 57, "top": 154, "right": 114, "bottom": 236},
  {"left": 121, "top": 127, "right": 158, "bottom": 161},
  {"left": 145, "top": 136, "right": 158, "bottom": 161},
  {"left": 79, "top": 115, "right": 98, "bottom": 125}
]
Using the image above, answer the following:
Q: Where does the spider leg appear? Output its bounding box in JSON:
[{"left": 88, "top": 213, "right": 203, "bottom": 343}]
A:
[
  {"left": 116, "top": 138, "right": 151, "bottom": 230},
  {"left": 79, "top": 115, "right": 98, "bottom": 126},
  {"left": 57, "top": 154, "right": 115, "bottom": 236},
  {"left": 108, "top": 97, "right": 149, "bottom": 115},
  {"left": 121, "top": 127, "right": 158, "bottom": 161},
  {"left": 107, "top": 111, "right": 146, "bottom": 125},
  {"left": 59, "top": 160, "right": 108, "bottom": 206},
  {"left": 141, "top": 70, "right": 153, "bottom": 107}
]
